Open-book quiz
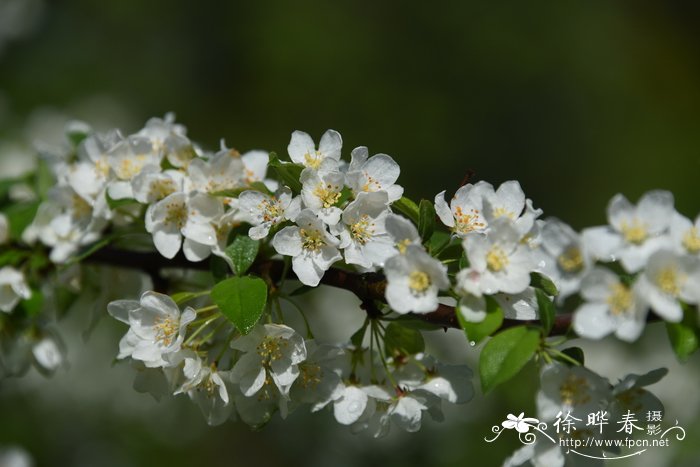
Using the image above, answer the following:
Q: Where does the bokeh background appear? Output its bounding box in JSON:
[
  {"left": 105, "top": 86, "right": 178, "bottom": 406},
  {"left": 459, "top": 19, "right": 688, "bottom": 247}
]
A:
[{"left": 1, "top": 1, "right": 700, "bottom": 466}]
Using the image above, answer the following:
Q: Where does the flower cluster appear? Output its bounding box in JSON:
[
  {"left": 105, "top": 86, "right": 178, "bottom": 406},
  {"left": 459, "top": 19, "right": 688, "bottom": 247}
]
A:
[
  {"left": 505, "top": 362, "right": 667, "bottom": 467},
  {"left": 107, "top": 291, "right": 473, "bottom": 431},
  {"left": 0, "top": 114, "right": 696, "bottom": 441}
]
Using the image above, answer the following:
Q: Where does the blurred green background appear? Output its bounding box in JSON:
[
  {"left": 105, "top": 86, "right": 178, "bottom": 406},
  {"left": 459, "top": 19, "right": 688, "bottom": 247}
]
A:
[{"left": 1, "top": 1, "right": 700, "bottom": 466}]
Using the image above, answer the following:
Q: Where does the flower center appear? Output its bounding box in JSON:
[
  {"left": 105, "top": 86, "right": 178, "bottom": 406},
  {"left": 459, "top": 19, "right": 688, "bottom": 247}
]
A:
[
  {"left": 558, "top": 246, "right": 584, "bottom": 273},
  {"left": 559, "top": 374, "right": 591, "bottom": 406},
  {"left": 486, "top": 246, "right": 509, "bottom": 272},
  {"left": 154, "top": 316, "right": 178, "bottom": 346},
  {"left": 396, "top": 238, "right": 412, "bottom": 254},
  {"left": 620, "top": 219, "right": 648, "bottom": 245},
  {"left": 116, "top": 154, "right": 148, "bottom": 180},
  {"left": 300, "top": 228, "right": 326, "bottom": 252},
  {"left": 257, "top": 336, "right": 288, "bottom": 365},
  {"left": 299, "top": 363, "right": 322, "bottom": 390},
  {"left": 408, "top": 271, "right": 431, "bottom": 294},
  {"left": 313, "top": 183, "right": 341, "bottom": 208},
  {"left": 492, "top": 207, "right": 515, "bottom": 220},
  {"left": 149, "top": 179, "right": 176, "bottom": 201},
  {"left": 164, "top": 201, "right": 188, "bottom": 229},
  {"left": 682, "top": 227, "right": 700, "bottom": 254},
  {"left": 606, "top": 283, "right": 632, "bottom": 315},
  {"left": 350, "top": 215, "right": 375, "bottom": 245},
  {"left": 304, "top": 151, "right": 323, "bottom": 169},
  {"left": 71, "top": 194, "right": 92, "bottom": 219},
  {"left": 260, "top": 198, "right": 283, "bottom": 223},
  {"left": 361, "top": 173, "right": 381, "bottom": 192},
  {"left": 655, "top": 266, "right": 683, "bottom": 296},
  {"left": 453, "top": 206, "right": 485, "bottom": 234}
]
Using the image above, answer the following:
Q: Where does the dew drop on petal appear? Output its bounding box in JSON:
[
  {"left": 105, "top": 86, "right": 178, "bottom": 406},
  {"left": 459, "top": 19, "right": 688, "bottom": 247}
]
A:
[{"left": 469, "top": 341, "right": 476, "bottom": 347}]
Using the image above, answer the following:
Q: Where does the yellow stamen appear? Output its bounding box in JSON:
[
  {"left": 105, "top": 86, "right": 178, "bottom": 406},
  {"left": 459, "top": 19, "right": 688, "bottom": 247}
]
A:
[
  {"left": 312, "top": 183, "right": 341, "bottom": 208},
  {"left": 558, "top": 246, "right": 584, "bottom": 273},
  {"left": 682, "top": 227, "right": 700, "bottom": 254},
  {"left": 486, "top": 246, "right": 509, "bottom": 272},
  {"left": 607, "top": 283, "right": 632, "bottom": 315},
  {"left": 559, "top": 374, "right": 591, "bottom": 406},
  {"left": 620, "top": 219, "right": 648, "bottom": 245},
  {"left": 300, "top": 228, "right": 326, "bottom": 252},
  {"left": 408, "top": 271, "right": 431, "bottom": 294}
]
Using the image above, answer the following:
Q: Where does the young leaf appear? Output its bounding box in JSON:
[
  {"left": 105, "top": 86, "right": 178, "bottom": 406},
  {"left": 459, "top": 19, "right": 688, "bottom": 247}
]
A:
[
  {"left": 479, "top": 326, "right": 540, "bottom": 394},
  {"left": 268, "top": 152, "right": 303, "bottom": 193},
  {"left": 226, "top": 235, "right": 260, "bottom": 276},
  {"left": 3, "top": 200, "right": 39, "bottom": 240},
  {"left": 384, "top": 322, "right": 425, "bottom": 357},
  {"left": 535, "top": 288, "right": 556, "bottom": 335},
  {"left": 427, "top": 230, "right": 451, "bottom": 255},
  {"left": 530, "top": 272, "right": 558, "bottom": 297},
  {"left": 392, "top": 196, "right": 420, "bottom": 225},
  {"left": 210, "top": 276, "right": 268, "bottom": 335},
  {"left": 418, "top": 199, "right": 436, "bottom": 241},
  {"left": 457, "top": 296, "right": 504, "bottom": 345},
  {"left": 666, "top": 304, "right": 699, "bottom": 362}
]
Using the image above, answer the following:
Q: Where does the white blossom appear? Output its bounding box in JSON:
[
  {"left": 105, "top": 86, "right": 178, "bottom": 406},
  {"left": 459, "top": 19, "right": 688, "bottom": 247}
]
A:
[
  {"left": 300, "top": 160, "right": 345, "bottom": 225},
  {"left": 384, "top": 213, "right": 421, "bottom": 254},
  {"left": 669, "top": 212, "right": 700, "bottom": 256},
  {"left": 333, "top": 191, "right": 395, "bottom": 269},
  {"left": 287, "top": 129, "right": 342, "bottom": 170},
  {"left": 238, "top": 186, "right": 301, "bottom": 240},
  {"left": 536, "top": 218, "right": 592, "bottom": 301},
  {"left": 573, "top": 267, "right": 648, "bottom": 341},
  {"left": 107, "top": 291, "right": 196, "bottom": 368},
  {"left": 384, "top": 245, "right": 449, "bottom": 313},
  {"left": 461, "top": 218, "right": 535, "bottom": 295},
  {"left": 345, "top": 146, "right": 403, "bottom": 202},
  {"left": 0, "top": 267, "right": 31, "bottom": 313},
  {"left": 272, "top": 209, "right": 342, "bottom": 286},
  {"left": 636, "top": 249, "right": 700, "bottom": 322},
  {"left": 583, "top": 191, "right": 674, "bottom": 272},
  {"left": 145, "top": 191, "right": 223, "bottom": 260},
  {"left": 434, "top": 181, "right": 491, "bottom": 236},
  {"left": 230, "top": 323, "right": 307, "bottom": 397},
  {"left": 186, "top": 148, "right": 245, "bottom": 193},
  {"left": 106, "top": 136, "right": 162, "bottom": 200}
]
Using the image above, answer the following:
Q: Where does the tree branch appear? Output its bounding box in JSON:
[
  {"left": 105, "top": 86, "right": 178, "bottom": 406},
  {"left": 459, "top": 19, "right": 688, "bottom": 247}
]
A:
[{"left": 87, "top": 247, "right": 575, "bottom": 335}]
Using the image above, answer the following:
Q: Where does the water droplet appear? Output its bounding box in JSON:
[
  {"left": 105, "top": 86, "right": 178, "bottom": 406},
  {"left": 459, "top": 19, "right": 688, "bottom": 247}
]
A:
[
  {"left": 469, "top": 341, "right": 476, "bottom": 347},
  {"left": 348, "top": 401, "right": 361, "bottom": 413}
]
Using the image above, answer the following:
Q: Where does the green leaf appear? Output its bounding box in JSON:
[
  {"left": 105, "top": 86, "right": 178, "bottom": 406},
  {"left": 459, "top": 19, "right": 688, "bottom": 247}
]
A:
[
  {"left": 427, "top": 230, "right": 451, "bottom": 255},
  {"left": 479, "top": 326, "right": 540, "bottom": 393},
  {"left": 19, "top": 289, "right": 44, "bottom": 317},
  {"left": 384, "top": 322, "right": 425, "bottom": 357},
  {"left": 210, "top": 255, "right": 230, "bottom": 282},
  {"left": 559, "top": 347, "right": 585, "bottom": 366},
  {"left": 457, "top": 296, "right": 504, "bottom": 345},
  {"left": 530, "top": 272, "right": 558, "bottom": 296},
  {"left": 226, "top": 235, "right": 260, "bottom": 276},
  {"left": 392, "top": 315, "right": 445, "bottom": 331},
  {"left": 666, "top": 305, "right": 699, "bottom": 362},
  {"left": 3, "top": 200, "right": 40, "bottom": 240},
  {"left": 393, "top": 196, "right": 420, "bottom": 225},
  {"left": 210, "top": 276, "right": 268, "bottom": 335},
  {"left": 106, "top": 192, "right": 139, "bottom": 210},
  {"left": 535, "top": 288, "right": 556, "bottom": 335},
  {"left": 35, "top": 159, "right": 54, "bottom": 200},
  {"left": 0, "top": 249, "right": 30, "bottom": 268},
  {"left": 418, "top": 199, "right": 436, "bottom": 241},
  {"left": 268, "top": 152, "right": 303, "bottom": 193}
]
